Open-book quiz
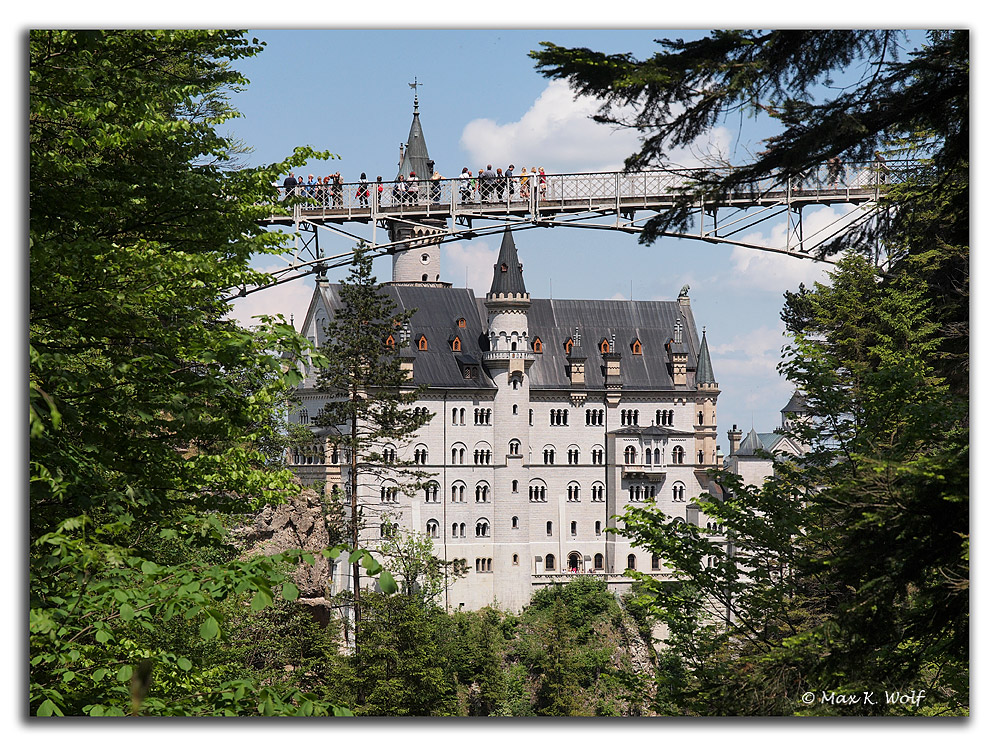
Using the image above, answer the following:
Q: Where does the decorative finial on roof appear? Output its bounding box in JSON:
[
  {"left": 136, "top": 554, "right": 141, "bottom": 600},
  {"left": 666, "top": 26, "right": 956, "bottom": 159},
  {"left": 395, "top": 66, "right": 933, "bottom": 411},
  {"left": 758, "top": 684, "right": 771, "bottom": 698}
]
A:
[{"left": 408, "top": 77, "right": 422, "bottom": 111}]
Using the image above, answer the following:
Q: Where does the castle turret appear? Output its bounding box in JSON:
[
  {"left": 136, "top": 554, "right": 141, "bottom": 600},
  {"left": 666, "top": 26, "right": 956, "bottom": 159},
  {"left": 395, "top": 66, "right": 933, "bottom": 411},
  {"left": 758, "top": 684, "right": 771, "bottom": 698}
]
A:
[
  {"left": 693, "top": 328, "right": 721, "bottom": 468},
  {"left": 387, "top": 87, "right": 445, "bottom": 284}
]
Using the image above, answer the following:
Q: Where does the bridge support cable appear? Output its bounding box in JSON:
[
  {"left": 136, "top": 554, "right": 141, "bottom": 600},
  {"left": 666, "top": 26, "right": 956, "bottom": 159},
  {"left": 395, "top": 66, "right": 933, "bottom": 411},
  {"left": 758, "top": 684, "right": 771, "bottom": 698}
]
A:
[{"left": 239, "top": 162, "right": 904, "bottom": 299}]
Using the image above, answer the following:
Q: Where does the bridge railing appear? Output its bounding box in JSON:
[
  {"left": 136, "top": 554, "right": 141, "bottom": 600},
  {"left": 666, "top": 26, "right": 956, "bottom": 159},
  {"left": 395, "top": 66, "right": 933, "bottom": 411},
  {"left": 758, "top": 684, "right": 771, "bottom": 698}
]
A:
[{"left": 275, "top": 161, "right": 911, "bottom": 217}]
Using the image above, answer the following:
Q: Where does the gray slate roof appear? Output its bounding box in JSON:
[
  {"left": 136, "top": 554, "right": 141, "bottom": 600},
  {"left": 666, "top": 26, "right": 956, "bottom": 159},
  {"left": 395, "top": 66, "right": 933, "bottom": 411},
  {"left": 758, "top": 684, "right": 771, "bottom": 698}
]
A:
[
  {"left": 488, "top": 228, "right": 528, "bottom": 297},
  {"left": 397, "top": 96, "right": 433, "bottom": 181},
  {"left": 314, "top": 281, "right": 705, "bottom": 393},
  {"left": 695, "top": 329, "right": 716, "bottom": 385}
]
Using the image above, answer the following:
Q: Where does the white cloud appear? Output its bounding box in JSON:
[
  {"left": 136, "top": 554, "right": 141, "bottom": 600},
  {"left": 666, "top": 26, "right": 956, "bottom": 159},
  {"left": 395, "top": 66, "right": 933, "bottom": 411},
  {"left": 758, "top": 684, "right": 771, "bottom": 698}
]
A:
[
  {"left": 460, "top": 80, "right": 640, "bottom": 173},
  {"left": 441, "top": 240, "right": 496, "bottom": 296},
  {"left": 460, "top": 79, "right": 737, "bottom": 176},
  {"left": 723, "top": 205, "right": 849, "bottom": 293},
  {"left": 227, "top": 267, "right": 313, "bottom": 331}
]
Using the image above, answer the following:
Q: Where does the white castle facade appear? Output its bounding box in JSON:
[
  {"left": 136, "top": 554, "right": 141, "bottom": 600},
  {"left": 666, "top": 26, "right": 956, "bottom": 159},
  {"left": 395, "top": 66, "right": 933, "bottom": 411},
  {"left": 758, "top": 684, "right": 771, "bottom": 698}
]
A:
[{"left": 286, "top": 97, "right": 801, "bottom": 613}]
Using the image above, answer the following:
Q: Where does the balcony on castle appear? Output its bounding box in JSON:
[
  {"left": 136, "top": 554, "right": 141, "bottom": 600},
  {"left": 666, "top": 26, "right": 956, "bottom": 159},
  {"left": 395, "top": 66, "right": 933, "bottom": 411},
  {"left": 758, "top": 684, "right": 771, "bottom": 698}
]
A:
[
  {"left": 481, "top": 349, "right": 539, "bottom": 371},
  {"left": 620, "top": 463, "right": 668, "bottom": 481}
]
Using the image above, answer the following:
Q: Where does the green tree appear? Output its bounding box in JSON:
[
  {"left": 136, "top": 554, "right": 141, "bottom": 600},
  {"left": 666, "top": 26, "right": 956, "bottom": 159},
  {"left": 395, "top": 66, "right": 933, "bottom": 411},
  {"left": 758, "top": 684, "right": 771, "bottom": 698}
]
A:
[
  {"left": 377, "top": 527, "right": 467, "bottom": 607},
  {"left": 314, "top": 248, "right": 432, "bottom": 644},
  {"left": 28, "top": 29, "right": 369, "bottom": 716},
  {"left": 333, "top": 592, "right": 460, "bottom": 716},
  {"left": 534, "top": 30, "right": 968, "bottom": 715}
]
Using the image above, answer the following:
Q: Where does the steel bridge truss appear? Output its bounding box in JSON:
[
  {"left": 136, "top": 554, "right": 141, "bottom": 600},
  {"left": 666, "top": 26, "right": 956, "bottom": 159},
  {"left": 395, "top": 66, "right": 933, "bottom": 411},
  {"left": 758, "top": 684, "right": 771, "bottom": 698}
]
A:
[{"left": 241, "top": 161, "right": 902, "bottom": 298}]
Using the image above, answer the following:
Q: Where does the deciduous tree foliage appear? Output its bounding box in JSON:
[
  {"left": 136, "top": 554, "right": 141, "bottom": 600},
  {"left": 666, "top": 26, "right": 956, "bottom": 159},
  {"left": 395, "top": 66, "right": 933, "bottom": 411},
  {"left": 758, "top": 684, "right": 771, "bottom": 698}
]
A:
[
  {"left": 29, "top": 29, "right": 365, "bottom": 716},
  {"left": 535, "top": 30, "right": 968, "bottom": 715}
]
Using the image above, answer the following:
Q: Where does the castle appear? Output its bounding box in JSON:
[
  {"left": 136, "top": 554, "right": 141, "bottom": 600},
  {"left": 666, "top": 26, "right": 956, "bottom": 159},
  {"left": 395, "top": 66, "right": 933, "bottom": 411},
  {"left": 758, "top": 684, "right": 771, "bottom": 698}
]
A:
[{"left": 287, "top": 94, "right": 796, "bottom": 613}]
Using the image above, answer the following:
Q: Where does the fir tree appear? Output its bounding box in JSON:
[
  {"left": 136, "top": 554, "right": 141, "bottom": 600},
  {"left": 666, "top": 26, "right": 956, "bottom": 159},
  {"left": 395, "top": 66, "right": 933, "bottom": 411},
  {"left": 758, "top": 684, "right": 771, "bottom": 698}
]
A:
[{"left": 314, "top": 247, "right": 432, "bottom": 645}]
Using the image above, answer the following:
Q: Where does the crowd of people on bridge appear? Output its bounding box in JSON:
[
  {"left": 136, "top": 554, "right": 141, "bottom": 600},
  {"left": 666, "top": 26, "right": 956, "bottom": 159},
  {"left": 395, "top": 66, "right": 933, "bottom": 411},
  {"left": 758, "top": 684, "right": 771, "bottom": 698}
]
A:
[{"left": 280, "top": 163, "right": 548, "bottom": 209}]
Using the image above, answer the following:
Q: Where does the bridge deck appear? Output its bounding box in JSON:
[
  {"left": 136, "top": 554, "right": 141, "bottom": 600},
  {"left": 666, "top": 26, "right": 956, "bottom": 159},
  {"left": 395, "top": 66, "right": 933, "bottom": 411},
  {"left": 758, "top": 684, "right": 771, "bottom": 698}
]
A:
[{"left": 263, "top": 164, "right": 896, "bottom": 228}]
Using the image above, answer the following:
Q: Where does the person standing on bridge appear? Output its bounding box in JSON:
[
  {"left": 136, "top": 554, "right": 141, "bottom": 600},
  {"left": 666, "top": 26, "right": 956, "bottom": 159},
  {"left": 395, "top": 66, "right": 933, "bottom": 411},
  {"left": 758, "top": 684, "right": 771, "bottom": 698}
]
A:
[
  {"left": 505, "top": 165, "right": 515, "bottom": 199},
  {"left": 459, "top": 168, "right": 471, "bottom": 203},
  {"left": 482, "top": 166, "right": 495, "bottom": 202},
  {"left": 283, "top": 172, "right": 297, "bottom": 199},
  {"left": 538, "top": 167, "right": 547, "bottom": 199},
  {"left": 376, "top": 176, "right": 384, "bottom": 206},
  {"left": 431, "top": 170, "right": 443, "bottom": 203},
  {"left": 827, "top": 156, "right": 845, "bottom": 188},
  {"left": 407, "top": 171, "right": 419, "bottom": 205},
  {"left": 519, "top": 167, "right": 530, "bottom": 200},
  {"left": 331, "top": 172, "right": 343, "bottom": 207},
  {"left": 357, "top": 172, "right": 369, "bottom": 208}
]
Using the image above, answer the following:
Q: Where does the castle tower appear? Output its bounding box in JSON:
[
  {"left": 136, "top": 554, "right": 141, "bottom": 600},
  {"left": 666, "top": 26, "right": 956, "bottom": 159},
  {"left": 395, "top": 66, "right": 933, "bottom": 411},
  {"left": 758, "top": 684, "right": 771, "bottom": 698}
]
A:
[
  {"left": 386, "top": 88, "right": 446, "bottom": 284},
  {"left": 480, "top": 229, "right": 536, "bottom": 606},
  {"left": 693, "top": 327, "right": 721, "bottom": 469}
]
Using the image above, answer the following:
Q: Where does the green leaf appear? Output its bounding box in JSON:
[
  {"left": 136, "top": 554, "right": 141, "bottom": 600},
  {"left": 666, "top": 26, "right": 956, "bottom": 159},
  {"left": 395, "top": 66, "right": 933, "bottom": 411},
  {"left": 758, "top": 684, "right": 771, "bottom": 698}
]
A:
[
  {"left": 116, "top": 664, "right": 132, "bottom": 682},
  {"left": 378, "top": 570, "right": 398, "bottom": 595},
  {"left": 199, "top": 615, "right": 220, "bottom": 641},
  {"left": 251, "top": 589, "right": 272, "bottom": 612},
  {"left": 177, "top": 657, "right": 192, "bottom": 672},
  {"left": 36, "top": 699, "right": 63, "bottom": 716},
  {"left": 281, "top": 582, "right": 299, "bottom": 601}
]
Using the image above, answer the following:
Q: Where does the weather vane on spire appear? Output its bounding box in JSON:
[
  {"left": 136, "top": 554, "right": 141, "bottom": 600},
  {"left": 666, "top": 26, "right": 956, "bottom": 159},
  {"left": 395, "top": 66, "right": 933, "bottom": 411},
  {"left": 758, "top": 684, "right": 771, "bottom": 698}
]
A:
[{"left": 409, "top": 77, "right": 422, "bottom": 110}]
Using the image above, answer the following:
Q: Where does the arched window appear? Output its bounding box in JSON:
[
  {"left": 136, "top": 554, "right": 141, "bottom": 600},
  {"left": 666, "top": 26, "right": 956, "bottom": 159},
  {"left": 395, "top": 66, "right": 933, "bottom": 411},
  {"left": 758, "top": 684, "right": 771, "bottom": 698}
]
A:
[
  {"left": 594, "top": 553, "right": 604, "bottom": 570},
  {"left": 426, "top": 519, "right": 439, "bottom": 538},
  {"left": 385, "top": 334, "right": 395, "bottom": 349},
  {"left": 652, "top": 555, "right": 661, "bottom": 571},
  {"left": 570, "top": 521, "right": 577, "bottom": 536},
  {"left": 456, "top": 317, "right": 467, "bottom": 328},
  {"left": 424, "top": 481, "right": 439, "bottom": 502},
  {"left": 512, "top": 479, "right": 519, "bottom": 493},
  {"left": 599, "top": 338, "right": 610, "bottom": 354},
  {"left": 624, "top": 445, "right": 637, "bottom": 465},
  {"left": 475, "top": 482, "right": 490, "bottom": 502},
  {"left": 451, "top": 336, "right": 461, "bottom": 352},
  {"left": 591, "top": 483, "right": 604, "bottom": 502},
  {"left": 595, "top": 520, "right": 602, "bottom": 535},
  {"left": 627, "top": 554, "right": 637, "bottom": 570},
  {"left": 672, "top": 445, "right": 685, "bottom": 464},
  {"left": 475, "top": 519, "right": 490, "bottom": 538},
  {"left": 654, "top": 448, "right": 661, "bottom": 465},
  {"left": 645, "top": 447, "right": 652, "bottom": 465},
  {"left": 631, "top": 339, "right": 643, "bottom": 355},
  {"left": 451, "top": 482, "right": 466, "bottom": 502},
  {"left": 509, "top": 439, "right": 520, "bottom": 456},
  {"left": 546, "top": 521, "right": 553, "bottom": 536},
  {"left": 672, "top": 482, "right": 686, "bottom": 501},
  {"left": 533, "top": 336, "right": 543, "bottom": 353},
  {"left": 417, "top": 335, "right": 428, "bottom": 351},
  {"left": 512, "top": 516, "right": 519, "bottom": 529},
  {"left": 545, "top": 554, "right": 556, "bottom": 571},
  {"left": 567, "top": 552, "right": 581, "bottom": 570},
  {"left": 513, "top": 554, "right": 519, "bottom": 565}
]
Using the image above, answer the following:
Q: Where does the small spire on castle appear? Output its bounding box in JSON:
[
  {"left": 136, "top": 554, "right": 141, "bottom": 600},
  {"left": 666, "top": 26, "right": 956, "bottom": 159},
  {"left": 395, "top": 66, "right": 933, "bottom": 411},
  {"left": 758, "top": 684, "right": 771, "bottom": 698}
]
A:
[{"left": 408, "top": 77, "right": 422, "bottom": 111}]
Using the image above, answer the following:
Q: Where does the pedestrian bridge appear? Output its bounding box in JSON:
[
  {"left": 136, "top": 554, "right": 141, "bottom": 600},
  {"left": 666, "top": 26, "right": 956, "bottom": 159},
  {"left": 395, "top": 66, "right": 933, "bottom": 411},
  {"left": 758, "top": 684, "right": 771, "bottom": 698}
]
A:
[{"left": 244, "top": 160, "right": 904, "bottom": 298}]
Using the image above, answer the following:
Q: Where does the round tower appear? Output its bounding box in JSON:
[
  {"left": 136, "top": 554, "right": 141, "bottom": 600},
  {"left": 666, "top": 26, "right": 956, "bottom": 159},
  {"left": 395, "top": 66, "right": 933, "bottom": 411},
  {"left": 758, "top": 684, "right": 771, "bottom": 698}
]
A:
[{"left": 386, "top": 87, "right": 445, "bottom": 284}]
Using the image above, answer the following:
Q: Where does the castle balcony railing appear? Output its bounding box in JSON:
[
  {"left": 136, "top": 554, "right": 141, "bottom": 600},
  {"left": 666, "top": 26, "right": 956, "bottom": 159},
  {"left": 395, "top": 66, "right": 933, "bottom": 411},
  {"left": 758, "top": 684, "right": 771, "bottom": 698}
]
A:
[{"left": 480, "top": 350, "right": 539, "bottom": 364}]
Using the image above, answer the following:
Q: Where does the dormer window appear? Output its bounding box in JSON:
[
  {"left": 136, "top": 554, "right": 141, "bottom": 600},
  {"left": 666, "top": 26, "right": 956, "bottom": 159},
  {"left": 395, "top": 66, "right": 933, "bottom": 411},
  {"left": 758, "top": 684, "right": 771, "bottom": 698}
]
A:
[
  {"left": 451, "top": 336, "right": 461, "bottom": 352},
  {"left": 631, "top": 339, "right": 643, "bottom": 355},
  {"left": 533, "top": 336, "right": 543, "bottom": 354},
  {"left": 385, "top": 334, "right": 395, "bottom": 349},
  {"left": 564, "top": 337, "right": 574, "bottom": 355},
  {"left": 417, "top": 335, "right": 428, "bottom": 351},
  {"left": 500, "top": 263, "right": 508, "bottom": 273},
  {"left": 600, "top": 338, "right": 610, "bottom": 354},
  {"left": 457, "top": 317, "right": 467, "bottom": 328}
]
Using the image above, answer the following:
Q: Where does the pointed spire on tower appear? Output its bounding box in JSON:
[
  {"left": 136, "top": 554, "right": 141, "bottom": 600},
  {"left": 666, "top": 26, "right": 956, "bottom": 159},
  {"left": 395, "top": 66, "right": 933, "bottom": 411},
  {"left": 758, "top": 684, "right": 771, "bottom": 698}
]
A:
[
  {"left": 398, "top": 79, "right": 432, "bottom": 180},
  {"left": 695, "top": 326, "right": 717, "bottom": 387},
  {"left": 488, "top": 228, "right": 528, "bottom": 297}
]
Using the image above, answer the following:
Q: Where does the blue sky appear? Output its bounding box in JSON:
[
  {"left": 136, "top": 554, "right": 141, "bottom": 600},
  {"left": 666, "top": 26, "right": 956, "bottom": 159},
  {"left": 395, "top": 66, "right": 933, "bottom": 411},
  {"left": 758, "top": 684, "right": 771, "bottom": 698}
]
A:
[{"left": 226, "top": 28, "right": 847, "bottom": 442}]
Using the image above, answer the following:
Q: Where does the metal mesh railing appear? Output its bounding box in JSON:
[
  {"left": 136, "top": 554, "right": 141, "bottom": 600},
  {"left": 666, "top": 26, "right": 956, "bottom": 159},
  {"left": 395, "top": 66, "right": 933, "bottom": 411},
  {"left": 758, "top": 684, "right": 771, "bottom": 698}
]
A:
[{"left": 276, "top": 161, "right": 909, "bottom": 216}]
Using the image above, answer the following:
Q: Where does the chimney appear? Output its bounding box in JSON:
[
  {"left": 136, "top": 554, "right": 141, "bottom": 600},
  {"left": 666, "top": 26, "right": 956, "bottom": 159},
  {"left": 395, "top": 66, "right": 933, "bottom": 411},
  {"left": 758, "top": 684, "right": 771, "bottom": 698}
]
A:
[{"left": 728, "top": 425, "right": 742, "bottom": 456}]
